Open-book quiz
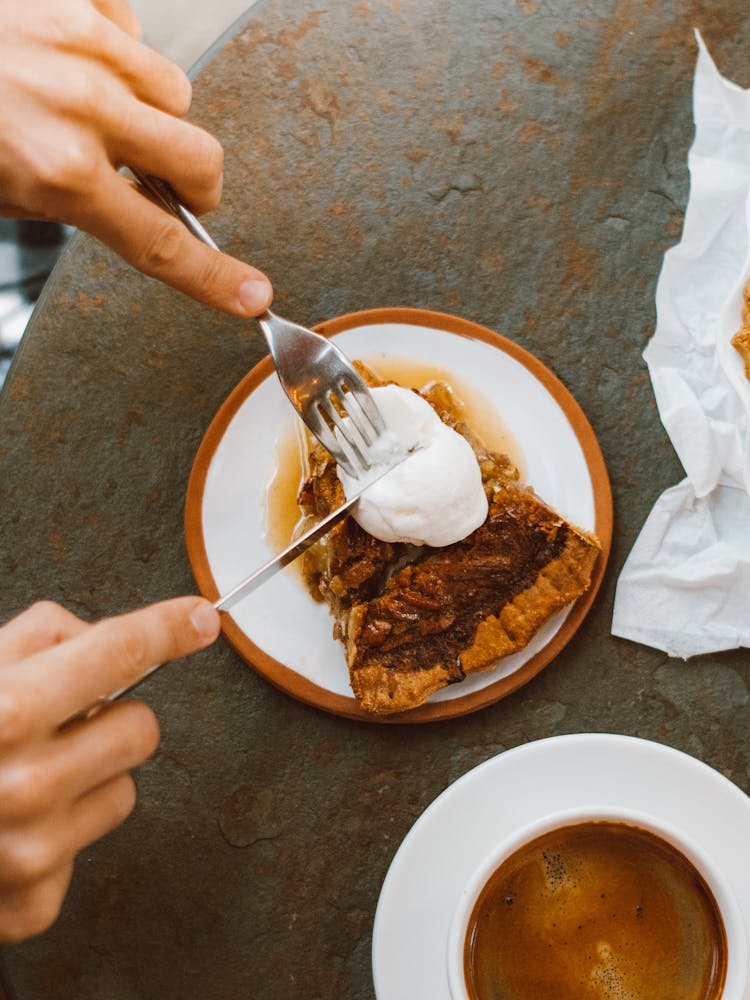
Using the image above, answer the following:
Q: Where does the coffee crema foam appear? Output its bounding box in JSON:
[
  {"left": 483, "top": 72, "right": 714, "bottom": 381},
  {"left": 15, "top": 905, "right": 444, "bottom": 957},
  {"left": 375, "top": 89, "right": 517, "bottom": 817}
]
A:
[{"left": 464, "top": 821, "right": 727, "bottom": 1000}]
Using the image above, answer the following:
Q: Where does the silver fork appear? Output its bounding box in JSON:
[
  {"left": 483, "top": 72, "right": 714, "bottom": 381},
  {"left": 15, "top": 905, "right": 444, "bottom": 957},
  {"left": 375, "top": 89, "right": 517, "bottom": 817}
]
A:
[{"left": 130, "top": 170, "right": 385, "bottom": 478}]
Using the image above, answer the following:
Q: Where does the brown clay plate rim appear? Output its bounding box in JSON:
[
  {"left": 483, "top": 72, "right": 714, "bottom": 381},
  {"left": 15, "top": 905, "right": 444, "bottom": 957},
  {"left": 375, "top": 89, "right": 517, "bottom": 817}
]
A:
[{"left": 184, "top": 307, "right": 613, "bottom": 724}]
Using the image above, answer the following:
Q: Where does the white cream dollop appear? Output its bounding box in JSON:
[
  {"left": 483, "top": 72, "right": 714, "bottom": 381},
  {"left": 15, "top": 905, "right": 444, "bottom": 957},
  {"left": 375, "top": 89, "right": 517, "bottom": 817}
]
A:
[{"left": 336, "top": 384, "right": 488, "bottom": 547}]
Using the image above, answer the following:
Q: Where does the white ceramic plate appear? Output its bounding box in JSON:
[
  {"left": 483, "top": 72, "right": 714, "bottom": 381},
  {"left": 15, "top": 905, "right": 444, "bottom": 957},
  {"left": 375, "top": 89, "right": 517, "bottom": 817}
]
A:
[
  {"left": 185, "top": 308, "right": 612, "bottom": 722},
  {"left": 371, "top": 733, "right": 750, "bottom": 999}
]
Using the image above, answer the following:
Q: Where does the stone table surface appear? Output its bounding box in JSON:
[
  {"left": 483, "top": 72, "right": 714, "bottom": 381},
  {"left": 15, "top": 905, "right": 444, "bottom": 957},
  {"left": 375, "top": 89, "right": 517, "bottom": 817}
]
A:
[{"left": 0, "top": 1, "right": 748, "bottom": 997}]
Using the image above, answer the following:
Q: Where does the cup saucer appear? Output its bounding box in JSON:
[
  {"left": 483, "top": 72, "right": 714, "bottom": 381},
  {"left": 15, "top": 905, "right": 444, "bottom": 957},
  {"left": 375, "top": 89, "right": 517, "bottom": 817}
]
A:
[{"left": 371, "top": 733, "right": 750, "bottom": 999}]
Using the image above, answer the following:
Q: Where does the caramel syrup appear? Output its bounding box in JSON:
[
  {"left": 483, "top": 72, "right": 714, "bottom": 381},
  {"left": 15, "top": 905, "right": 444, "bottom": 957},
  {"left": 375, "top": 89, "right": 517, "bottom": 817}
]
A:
[{"left": 263, "top": 417, "right": 309, "bottom": 555}]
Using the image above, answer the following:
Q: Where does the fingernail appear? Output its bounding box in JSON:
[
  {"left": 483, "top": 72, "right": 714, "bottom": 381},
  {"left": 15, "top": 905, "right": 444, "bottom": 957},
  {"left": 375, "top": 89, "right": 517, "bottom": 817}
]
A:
[
  {"left": 238, "top": 278, "right": 272, "bottom": 315},
  {"left": 189, "top": 601, "right": 220, "bottom": 642}
]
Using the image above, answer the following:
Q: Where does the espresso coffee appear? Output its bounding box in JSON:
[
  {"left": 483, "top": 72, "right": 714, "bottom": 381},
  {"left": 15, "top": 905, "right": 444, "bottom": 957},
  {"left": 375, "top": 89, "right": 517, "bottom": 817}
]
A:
[{"left": 464, "top": 821, "right": 727, "bottom": 1000}]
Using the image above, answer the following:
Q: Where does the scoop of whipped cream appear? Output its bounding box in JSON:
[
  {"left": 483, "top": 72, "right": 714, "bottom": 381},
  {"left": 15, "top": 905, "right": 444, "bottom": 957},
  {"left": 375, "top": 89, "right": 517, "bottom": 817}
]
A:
[{"left": 335, "top": 384, "right": 488, "bottom": 546}]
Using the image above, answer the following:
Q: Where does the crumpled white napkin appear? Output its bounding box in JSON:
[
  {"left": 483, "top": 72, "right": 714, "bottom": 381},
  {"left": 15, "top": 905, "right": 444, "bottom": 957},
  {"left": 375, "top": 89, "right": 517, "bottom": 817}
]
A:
[{"left": 612, "top": 32, "right": 750, "bottom": 658}]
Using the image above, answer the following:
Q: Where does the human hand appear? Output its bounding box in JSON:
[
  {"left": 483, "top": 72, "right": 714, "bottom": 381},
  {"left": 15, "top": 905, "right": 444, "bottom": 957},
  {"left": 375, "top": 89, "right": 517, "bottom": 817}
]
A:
[
  {"left": 0, "top": 595, "right": 220, "bottom": 942},
  {"left": 0, "top": 0, "right": 272, "bottom": 316}
]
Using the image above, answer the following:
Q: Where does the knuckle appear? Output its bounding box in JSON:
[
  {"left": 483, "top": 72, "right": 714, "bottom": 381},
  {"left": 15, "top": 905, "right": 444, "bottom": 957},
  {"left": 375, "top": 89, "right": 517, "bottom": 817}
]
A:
[
  {"left": 26, "top": 599, "right": 63, "bottom": 622},
  {"left": 0, "top": 763, "right": 46, "bottom": 819},
  {"left": 73, "top": 75, "right": 103, "bottom": 121},
  {"left": 201, "top": 133, "right": 224, "bottom": 180},
  {"left": 111, "top": 625, "right": 149, "bottom": 682},
  {"left": 66, "top": 6, "right": 102, "bottom": 50},
  {"left": 170, "top": 69, "right": 193, "bottom": 116},
  {"left": 201, "top": 137, "right": 224, "bottom": 209},
  {"left": 133, "top": 704, "right": 160, "bottom": 758},
  {"left": 110, "top": 774, "right": 137, "bottom": 825},
  {"left": 48, "top": 64, "right": 99, "bottom": 117},
  {"left": 183, "top": 132, "right": 223, "bottom": 213},
  {"left": 26, "top": 600, "right": 77, "bottom": 635},
  {"left": 192, "top": 252, "right": 227, "bottom": 304},
  {"left": 0, "top": 834, "right": 56, "bottom": 886},
  {"left": 36, "top": 140, "right": 99, "bottom": 200},
  {"left": 116, "top": 701, "right": 160, "bottom": 761},
  {"left": 57, "top": 143, "right": 99, "bottom": 195},
  {"left": 42, "top": 9, "right": 69, "bottom": 45},
  {"left": 0, "top": 692, "right": 29, "bottom": 747},
  {"left": 45, "top": 7, "right": 103, "bottom": 59},
  {"left": 134, "top": 218, "right": 185, "bottom": 276},
  {"left": 93, "top": 620, "right": 150, "bottom": 686}
]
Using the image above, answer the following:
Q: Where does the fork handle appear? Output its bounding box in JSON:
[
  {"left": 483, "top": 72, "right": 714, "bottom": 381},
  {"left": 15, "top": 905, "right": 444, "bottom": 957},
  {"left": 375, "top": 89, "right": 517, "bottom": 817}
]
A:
[{"left": 129, "top": 168, "right": 221, "bottom": 251}]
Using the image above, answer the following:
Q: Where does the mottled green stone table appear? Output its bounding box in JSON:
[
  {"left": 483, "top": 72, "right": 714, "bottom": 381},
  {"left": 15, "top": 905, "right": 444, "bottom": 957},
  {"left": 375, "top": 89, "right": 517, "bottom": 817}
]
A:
[{"left": 0, "top": 2, "right": 748, "bottom": 996}]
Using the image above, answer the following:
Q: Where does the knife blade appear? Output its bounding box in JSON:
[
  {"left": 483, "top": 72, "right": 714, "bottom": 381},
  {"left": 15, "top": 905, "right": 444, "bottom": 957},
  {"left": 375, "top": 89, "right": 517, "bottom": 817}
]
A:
[
  {"left": 213, "top": 460, "right": 401, "bottom": 613},
  {"left": 213, "top": 492, "right": 359, "bottom": 612}
]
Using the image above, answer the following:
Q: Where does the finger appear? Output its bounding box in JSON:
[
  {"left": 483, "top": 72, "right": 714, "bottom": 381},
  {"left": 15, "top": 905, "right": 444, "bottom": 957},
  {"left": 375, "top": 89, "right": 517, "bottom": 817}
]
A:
[
  {"left": 0, "top": 774, "right": 136, "bottom": 896},
  {"left": 107, "top": 103, "right": 222, "bottom": 214},
  {"left": 91, "top": 0, "right": 142, "bottom": 39},
  {"left": 7, "top": 597, "right": 220, "bottom": 731},
  {"left": 0, "top": 863, "right": 73, "bottom": 943},
  {"left": 55, "top": 700, "right": 159, "bottom": 802},
  {"left": 88, "top": 16, "right": 192, "bottom": 117},
  {"left": 68, "top": 772, "right": 138, "bottom": 852},
  {"left": 0, "top": 701, "right": 159, "bottom": 822},
  {"left": 30, "top": 5, "right": 187, "bottom": 117},
  {"left": 0, "top": 602, "right": 88, "bottom": 666},
  {"left": 79, "top": 172, "right": 273, "bottom": 316}
]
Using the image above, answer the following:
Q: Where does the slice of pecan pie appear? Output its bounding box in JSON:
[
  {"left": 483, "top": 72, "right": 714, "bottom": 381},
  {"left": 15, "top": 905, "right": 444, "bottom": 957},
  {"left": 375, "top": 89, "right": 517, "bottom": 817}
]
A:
[{"left": 298, "top": 368, "right": 601, "bottom": 715}]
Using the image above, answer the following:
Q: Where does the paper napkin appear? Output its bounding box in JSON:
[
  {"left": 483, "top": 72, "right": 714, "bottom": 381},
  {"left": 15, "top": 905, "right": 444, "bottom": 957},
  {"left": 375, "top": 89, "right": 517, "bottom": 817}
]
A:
[{"left": 612, "top": 32, "right": 750, "bottom": 658}]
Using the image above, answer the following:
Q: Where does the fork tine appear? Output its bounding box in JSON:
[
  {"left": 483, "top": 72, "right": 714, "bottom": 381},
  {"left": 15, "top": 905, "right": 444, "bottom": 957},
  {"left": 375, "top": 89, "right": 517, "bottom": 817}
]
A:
[
  {"left": 337, "top": 381, "right": 381, "bottom": 446},
  {"left": 339, "top": 375, "right": 386, "bottom": 437},
  {"left": 303, "top": 406, "right": 361, "bottom": 478},
  {"left": 319, "top": 396, "right": 372, "bottom": 473}
]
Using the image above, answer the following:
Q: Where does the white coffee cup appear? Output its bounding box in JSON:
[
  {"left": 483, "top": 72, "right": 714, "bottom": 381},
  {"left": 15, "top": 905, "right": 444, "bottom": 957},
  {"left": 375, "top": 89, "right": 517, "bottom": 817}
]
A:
[{"left": 447, "top": 805, "right": 747, "bottom": 1000}]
